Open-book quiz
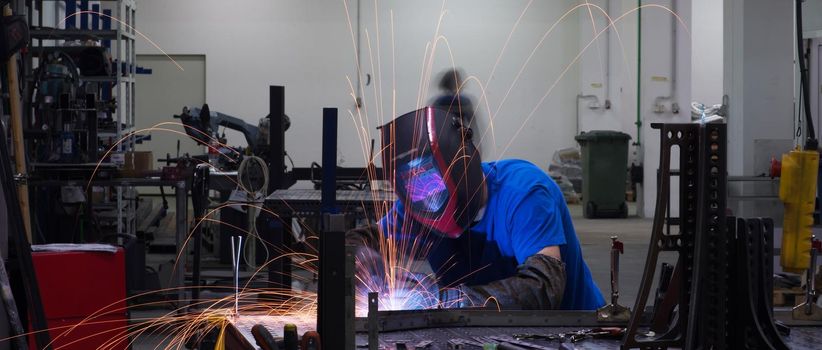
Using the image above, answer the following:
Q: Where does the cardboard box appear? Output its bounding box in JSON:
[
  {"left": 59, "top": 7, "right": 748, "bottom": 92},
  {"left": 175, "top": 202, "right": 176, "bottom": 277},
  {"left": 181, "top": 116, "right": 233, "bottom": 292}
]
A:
[{"left": 121, "top": 151, "right": 153, "bottom": 177}]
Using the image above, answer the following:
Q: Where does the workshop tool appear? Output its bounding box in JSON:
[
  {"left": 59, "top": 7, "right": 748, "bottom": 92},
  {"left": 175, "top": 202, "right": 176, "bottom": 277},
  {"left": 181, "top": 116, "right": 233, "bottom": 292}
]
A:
[
  {"left": 792, "top": 238, "right": 822, "bottom": 320},
  {"left": 252, "top": 324, "right": 278, "bottom": 350},
  {"left": 597, "top": 236, "right": 631, "bottom": 321},
  {"left": 474, "top": 336, "right": 536, "bottom": 350},
  {"left": 301, "top": 331, "right": 321, "bottom": 350},
  {"left": 515, "top": 327, "right": 625, "bottom": 343},
  {"left": 284, "top": 323, "right": 299, "bottom": 350},
  {"left": 779, "top": 147, "right": 819, "bottom": 273},
  {"left": 230, "top": 235, "right": 243, "bottom": 316}
]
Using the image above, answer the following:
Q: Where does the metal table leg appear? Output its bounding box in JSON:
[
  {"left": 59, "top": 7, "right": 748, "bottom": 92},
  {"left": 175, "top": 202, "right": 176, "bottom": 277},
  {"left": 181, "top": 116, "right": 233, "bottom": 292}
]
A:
[{"left": 175, "top": 181, "right": 188, "bottom": 304}]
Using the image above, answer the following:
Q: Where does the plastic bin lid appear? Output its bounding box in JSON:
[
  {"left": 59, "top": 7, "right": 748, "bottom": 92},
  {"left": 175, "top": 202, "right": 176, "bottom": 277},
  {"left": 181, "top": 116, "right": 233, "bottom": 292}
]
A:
[{"left": 575, "top": 130, "right": 632, "bottom": 142}]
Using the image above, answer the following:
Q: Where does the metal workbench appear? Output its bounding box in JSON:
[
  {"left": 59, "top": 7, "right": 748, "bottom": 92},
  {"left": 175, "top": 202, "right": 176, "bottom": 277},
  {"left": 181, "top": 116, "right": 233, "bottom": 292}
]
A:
[{"left": 354, "top": 326, "right": 822, "bottom": 349}]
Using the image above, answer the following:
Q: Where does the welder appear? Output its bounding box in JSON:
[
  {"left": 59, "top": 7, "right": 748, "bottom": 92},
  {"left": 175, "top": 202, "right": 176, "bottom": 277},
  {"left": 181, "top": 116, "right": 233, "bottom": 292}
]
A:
[{"left": 347, "top": 106, "right": 605, "bottom": 310}]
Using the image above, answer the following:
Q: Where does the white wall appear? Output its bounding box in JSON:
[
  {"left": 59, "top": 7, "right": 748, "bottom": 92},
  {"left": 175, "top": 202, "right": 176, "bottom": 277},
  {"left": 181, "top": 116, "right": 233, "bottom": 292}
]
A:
[
  {"left": 135, "top": 0, "right": 360, "bottom": 168},
  {"left": 637, "top": 0, "right": 692, "bottom": 218},
  {"left": 724, "top": 0, "right": 795, "bottom": 218},
  {"left": 357, "top": 0, "right": 580, "bottom": 170},
  {"left": 578, "top": 0, "right": 692, "bottom": 217},
  {"left": 691, "top": 0, "right": 723, "bottom": 107},
  {"left": 803, "top": 0, "right": 822, "bottom": 36},
  {"left": 577, "top": 0, "right": 638, "bottom": 146}
]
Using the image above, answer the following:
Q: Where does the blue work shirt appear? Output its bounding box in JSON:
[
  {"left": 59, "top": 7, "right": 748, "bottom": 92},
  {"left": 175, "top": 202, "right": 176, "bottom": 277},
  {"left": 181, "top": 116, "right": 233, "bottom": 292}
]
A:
[{"left": 379, "top": 159, "right": 605, "bottom": 310}]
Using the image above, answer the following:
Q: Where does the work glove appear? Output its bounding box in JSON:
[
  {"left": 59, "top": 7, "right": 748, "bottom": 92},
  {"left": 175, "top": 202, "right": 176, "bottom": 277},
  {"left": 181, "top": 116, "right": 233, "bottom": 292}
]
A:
[
  {"left": 345, "top": 224, "right": 382, "bottom": 250},
  {"left": 346, "top": 225, "right": 386, "bottom": 308},
  {"left": 455, "top": 254, "right": 566, "bottom": 310}
]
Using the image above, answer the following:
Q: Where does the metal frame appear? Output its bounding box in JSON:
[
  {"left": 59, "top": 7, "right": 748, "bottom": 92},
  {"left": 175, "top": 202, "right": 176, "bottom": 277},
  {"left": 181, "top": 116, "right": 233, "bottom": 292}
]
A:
[
  {"left": 621, "top": 123, "right": 709, "bottom": 349},
  {"left": 25, "top": 0, "right": 139, "bottom": 238}
]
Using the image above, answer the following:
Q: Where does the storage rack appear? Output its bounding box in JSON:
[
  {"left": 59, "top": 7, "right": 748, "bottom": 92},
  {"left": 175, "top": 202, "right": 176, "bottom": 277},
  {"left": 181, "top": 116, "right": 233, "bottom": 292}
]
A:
[{"left": 23, "top": 0, "right": 138, "bottom": 238}]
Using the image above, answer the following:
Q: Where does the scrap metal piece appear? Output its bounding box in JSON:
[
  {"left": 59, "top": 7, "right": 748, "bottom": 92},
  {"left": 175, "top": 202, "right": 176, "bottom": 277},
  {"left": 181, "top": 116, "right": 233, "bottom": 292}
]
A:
[
  {"left": 597, "top": 236, "right": 631, "bottom": 322},
  {"left": 488, "top": 336, "right": 552, "bottom": 350},
  {"left": 413, "top": 340, "right": 433, "bottom": 349}
]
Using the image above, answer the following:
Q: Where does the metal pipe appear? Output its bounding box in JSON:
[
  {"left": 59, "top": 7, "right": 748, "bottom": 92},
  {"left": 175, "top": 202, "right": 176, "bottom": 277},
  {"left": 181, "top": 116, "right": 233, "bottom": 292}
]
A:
[
  {"left": 635, "top": 0, "right": 642, "bottom": 148},
  {"left": 576, "top": 94, "right": 600, "bottom": 135},
  {"left": 653, "top": 0, "right": 678, "bottom": 114},
  {"left": 604, "top": 0, "right": 612, "bottom": 108}
]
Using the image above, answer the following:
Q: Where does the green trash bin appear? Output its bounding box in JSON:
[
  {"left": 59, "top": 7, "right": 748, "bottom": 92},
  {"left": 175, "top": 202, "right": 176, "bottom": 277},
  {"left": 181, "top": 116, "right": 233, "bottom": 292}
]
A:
[{"left": 574, "top": 130, "right": 631, "bottom": 218}]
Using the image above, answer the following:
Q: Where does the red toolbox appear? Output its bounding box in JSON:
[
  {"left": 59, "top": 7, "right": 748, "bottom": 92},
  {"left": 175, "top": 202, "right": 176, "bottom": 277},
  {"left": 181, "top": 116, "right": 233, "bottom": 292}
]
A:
[{"left": 29, "top": 248, "right": 130, "bottom": 350}]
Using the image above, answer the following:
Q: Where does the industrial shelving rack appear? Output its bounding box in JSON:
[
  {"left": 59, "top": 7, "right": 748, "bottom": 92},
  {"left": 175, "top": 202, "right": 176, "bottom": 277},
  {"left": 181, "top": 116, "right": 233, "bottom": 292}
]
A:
[{"left": 23, "top": 0, "right": 138, "bottom": 238}]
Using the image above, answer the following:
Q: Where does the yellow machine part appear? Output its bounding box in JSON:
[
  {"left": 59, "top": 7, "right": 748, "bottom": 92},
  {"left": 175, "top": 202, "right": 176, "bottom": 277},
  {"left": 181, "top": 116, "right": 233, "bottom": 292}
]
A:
[{"left": 779, "top": 149, "right": 820, "bottom": 273}]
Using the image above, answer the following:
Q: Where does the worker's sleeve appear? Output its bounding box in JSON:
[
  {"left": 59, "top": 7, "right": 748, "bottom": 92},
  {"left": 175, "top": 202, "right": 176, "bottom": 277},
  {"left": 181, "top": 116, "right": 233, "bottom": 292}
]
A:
[
  {"left": 458, "top": 254, "right": 566, "bottom": 310},
  {"left": 508, "top": 186, "right": 567, "bottom": 264}
]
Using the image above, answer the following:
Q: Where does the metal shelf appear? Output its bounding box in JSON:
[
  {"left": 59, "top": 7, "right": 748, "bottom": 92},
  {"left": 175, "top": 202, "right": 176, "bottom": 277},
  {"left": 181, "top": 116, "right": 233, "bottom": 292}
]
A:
[
  {"left": 30, "top": 27, "right": 118, "bottom": 40},
  {"left": 28, "top": 0, "right": 140, "bottom": 236}
]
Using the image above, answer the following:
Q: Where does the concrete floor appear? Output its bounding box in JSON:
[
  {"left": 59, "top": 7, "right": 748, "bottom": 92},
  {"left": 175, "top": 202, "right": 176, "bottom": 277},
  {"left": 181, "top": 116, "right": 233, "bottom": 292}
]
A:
[{"left": 569, "top": 202, "right": 664, "bottom": 307}]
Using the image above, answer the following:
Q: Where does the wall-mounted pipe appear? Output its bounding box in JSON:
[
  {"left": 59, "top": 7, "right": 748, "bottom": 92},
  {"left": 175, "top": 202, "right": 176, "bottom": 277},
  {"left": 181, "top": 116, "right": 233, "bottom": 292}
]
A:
[
  {"left": 604, "top": 0, "right": 612, "bottom": 109},
  {"left": 653, "top": 0, "right": 679, "bottom": 114},
  {"left": 577, "top": 94, "right": 601, "bottom": 135},
  {"left": 635, "top": 0, "right": 642, "bottom": 147}
]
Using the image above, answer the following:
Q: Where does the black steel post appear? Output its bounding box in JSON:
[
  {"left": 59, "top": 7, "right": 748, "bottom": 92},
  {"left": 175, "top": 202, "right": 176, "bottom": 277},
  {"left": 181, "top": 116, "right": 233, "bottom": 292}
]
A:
[
  {"left": 269, "top": 86, "right": 285, "bottom": 192},
  {"left": 321, "top": 108, "right": 338, "bottom": 215},
  {"left": 318, "top": 213, "right": 347, "bottom": 349},
  {"left": 266, "top": 85, "right": 290, "bottom": 294},
  {"left": 191, "top": 164, "right": 209, "bottom": 304},
  {"left": 318, "top": 108, "right": 347, "bottom": 346}
]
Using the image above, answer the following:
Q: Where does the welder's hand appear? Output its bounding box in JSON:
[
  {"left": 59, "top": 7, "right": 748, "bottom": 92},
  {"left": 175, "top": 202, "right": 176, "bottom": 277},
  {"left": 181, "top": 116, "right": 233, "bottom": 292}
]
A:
[
  {"left": 458, "top": 254, "right": 566, "bottom": 310},
  {"left": 352, "top": 244, "right": 386, "bottom": 295},
  {"left": 345, "top": 224, "right": 382, "bottom": 250}
]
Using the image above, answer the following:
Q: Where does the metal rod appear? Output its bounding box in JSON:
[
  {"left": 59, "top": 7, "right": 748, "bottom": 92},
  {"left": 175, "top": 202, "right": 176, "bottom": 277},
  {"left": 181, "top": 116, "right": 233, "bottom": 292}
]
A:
[
  {"left": 232, "top": 235, "right": 243, "bottom": 317},
  {"left": 806, "top": 238, "right": 818, "bottom": 315},
  {"left": 610, "top": 236, "right": 621, "bottom": 305}
]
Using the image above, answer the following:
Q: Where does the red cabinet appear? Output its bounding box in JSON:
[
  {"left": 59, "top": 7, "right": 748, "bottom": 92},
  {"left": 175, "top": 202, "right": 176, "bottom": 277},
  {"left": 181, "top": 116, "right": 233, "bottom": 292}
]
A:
[{"left": 29, "top": 249, "right": 129, "bottom": 350}]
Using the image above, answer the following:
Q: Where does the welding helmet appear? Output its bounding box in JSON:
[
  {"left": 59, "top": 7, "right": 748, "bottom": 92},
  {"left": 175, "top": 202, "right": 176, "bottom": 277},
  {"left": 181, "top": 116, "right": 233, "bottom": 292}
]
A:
[{"left": 379, "top": 107, "right": 484, "bottom": 238}]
